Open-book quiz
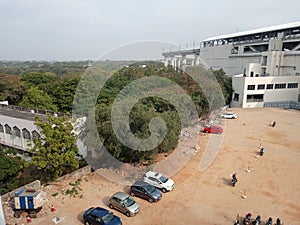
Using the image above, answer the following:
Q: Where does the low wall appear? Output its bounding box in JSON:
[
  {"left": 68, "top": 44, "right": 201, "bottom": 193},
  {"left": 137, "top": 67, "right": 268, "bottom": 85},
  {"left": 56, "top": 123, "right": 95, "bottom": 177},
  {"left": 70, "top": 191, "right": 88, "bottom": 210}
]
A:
[
  {"left": 55, "top": 165, "right": 92, "bottom": 182},
  {"left": 1, "top": 180, "right": 41, "bottom": 225},
  {"left": 1, "top": 180, "right": 41, "bottom": 203}
]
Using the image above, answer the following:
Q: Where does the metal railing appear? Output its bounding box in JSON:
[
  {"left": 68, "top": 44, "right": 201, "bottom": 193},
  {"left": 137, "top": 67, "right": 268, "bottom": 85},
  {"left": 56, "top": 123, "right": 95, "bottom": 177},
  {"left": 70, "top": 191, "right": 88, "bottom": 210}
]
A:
[
  {"left": 264, "top": 101, "right": 300, "bottom": 110},
  {"left": 0, "top": 104, "right": 69, "bottom": 117}
]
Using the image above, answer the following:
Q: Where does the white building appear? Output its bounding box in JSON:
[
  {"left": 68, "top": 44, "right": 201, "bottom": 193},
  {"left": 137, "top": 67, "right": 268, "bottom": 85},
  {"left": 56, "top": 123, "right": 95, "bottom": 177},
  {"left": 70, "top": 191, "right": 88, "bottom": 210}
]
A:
[{"left": 231, "top": 72, "right": 299, "bottom": 108}]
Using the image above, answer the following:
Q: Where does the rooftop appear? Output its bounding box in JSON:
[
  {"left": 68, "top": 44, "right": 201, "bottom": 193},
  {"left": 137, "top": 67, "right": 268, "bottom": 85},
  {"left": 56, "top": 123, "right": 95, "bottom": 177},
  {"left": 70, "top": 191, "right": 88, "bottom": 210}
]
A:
[
  {"left": 203, "top": 21, "right": 300, "bottom": 42},
  {"left": 0, "top": 105, "right": 47, "bottom": 122}
]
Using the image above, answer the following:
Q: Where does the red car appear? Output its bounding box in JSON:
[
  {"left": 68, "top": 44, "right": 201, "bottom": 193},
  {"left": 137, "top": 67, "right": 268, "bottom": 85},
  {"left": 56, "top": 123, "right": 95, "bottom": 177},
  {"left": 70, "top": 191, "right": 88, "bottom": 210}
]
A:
[{"left": 203, "top": 126, "right": 223, "bottom": 134}]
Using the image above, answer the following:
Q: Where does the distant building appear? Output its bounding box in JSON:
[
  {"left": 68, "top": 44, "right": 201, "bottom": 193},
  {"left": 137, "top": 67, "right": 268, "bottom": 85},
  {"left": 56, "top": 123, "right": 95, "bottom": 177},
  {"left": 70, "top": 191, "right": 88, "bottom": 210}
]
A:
[{"left": 163, "top": 22, "right": 300, "bottom": 108}]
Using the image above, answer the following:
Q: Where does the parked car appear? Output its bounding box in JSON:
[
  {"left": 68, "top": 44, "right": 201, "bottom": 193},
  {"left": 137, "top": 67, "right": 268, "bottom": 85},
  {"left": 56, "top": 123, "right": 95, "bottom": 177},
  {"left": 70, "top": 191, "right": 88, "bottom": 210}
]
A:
[
  {"left": 203, "top": 126, "right": 223, "bottom": 134},
  {"left": 143, "top": 171, "right": 175, "bottom": 192},
  {"left": 83, "top": 207, "right": 122, "bottom": 225},
  {"left": 220, "top": 112, "right": 238, "bottom": 119},
  {"left": 130, "top": 181, "right": 162, "bottom": 203},
  {"left": 109, "top": 192, "right": 140, "bottom": 217}
]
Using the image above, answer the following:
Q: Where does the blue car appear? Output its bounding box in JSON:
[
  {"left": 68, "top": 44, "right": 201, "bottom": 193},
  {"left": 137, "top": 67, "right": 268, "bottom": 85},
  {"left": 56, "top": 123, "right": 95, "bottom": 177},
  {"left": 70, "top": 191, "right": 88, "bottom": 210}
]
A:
[{"left": 83, "top": 207, "right": 122, "bottom": 225}]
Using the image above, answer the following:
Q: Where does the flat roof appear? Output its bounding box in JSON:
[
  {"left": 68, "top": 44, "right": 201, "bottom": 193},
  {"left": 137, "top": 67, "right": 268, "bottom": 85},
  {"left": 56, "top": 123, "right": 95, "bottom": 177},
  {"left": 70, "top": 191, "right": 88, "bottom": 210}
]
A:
[
  {"left": 0, "top": 106, "right": 47, "bottom": 122},
  {"left": 203, "top": 21, "right": 300, "bottom": 42}
]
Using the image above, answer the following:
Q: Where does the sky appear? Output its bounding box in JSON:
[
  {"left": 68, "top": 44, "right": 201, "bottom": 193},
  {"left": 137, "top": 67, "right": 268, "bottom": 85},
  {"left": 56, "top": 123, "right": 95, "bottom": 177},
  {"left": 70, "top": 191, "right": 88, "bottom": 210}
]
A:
[{"left": 0, "top": 0, "right": 300, "bottom": 61}]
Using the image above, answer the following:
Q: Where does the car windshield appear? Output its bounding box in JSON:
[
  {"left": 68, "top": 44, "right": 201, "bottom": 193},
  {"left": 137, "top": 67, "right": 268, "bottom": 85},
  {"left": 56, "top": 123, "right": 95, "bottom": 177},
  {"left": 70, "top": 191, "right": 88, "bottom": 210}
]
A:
[
  {"left": 102, "top": 212, "right": 114, "bottom": 224},
  {"left": 123, "top": 196, "right": 135, "bottom": 207},
  {"left": 145, "top": 184, "right": 156, "bottom": 193},
  {"left": 159, "top": 175, "right": 168, "bottom": 183}
]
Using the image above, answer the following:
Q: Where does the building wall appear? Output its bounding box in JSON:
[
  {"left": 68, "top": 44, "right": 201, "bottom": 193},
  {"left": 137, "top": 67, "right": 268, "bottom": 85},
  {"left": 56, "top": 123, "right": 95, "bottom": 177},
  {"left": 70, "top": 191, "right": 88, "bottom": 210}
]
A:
[
  {"left": 231, "top": 75, "right": 245, "bottom": 108},
  {"left": 199, "top": 37, "right": 300, "bottom": 77},
  {"left": 0, "top": 115, "right": 40, "bottom": 150},
  {"left": 281, "top": 52, "right": 300, "bottom": 76},
  {"left": 232, "top": 76, "right": 300, "bottom": 108},
  {"left": 0, "top": 198, "right": 5, "bottom": 225},
  {"left": 199, "top": 44, "right": 262, "bottom": 75}
]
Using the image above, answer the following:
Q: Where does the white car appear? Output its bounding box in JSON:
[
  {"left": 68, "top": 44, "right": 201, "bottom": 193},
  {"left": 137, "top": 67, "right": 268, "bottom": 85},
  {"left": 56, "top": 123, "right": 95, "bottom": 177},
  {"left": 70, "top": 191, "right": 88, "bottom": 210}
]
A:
[
  {"left": 143, "top": 171, "right": 175, "bottom": 192},
  {"left": 220, "top": 112, "right": 238, "bottom": 119}
]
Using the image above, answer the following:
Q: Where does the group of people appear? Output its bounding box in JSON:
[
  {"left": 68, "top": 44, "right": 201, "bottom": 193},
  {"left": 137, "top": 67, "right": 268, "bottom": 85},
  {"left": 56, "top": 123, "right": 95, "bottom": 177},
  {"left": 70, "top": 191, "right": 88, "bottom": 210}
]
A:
[
  {"left": 231, "top": 142, "right": 284, "bottom": 225},
  {"left": 234, "top": 213, "right": 283, "bottom": 225}
]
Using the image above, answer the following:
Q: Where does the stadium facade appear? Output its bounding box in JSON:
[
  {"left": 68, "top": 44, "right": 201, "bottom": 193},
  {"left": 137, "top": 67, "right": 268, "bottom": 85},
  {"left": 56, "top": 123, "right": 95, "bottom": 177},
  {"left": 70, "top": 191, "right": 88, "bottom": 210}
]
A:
[{"left": 163, "top": 22, "right": 300, "bottom": 108}]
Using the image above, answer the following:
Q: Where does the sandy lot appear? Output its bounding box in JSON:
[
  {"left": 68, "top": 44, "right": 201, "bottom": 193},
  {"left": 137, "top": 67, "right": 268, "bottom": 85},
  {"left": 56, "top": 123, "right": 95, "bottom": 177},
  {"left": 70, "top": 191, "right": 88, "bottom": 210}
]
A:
[{"left": 7, "top": 107, "right": 300, "bottom": 225}]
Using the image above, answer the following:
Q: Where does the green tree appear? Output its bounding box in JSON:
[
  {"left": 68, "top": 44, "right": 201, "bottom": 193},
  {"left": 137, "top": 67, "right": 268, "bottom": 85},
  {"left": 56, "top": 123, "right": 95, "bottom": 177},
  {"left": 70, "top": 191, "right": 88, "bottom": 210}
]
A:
[
  {"left": 213, "top": 69, "right": 234, "bottom": 105},
  {"left": 20, "top": 86, "right": 58, "bottom": 111},
  {"left": 20, "top": 72, "right": 58, "bottom": 87},
  {"left": 30, "top": 116, "right": 79, "bottom": 181},
  {"left": 0, "top": 73, "right": 26, "bottom": 105},
  {"left": 0, "top": 146, "right": 23, "bottom": 195},
  {"left": 49, "top": 77, "right": 80, "bottom": 113}
]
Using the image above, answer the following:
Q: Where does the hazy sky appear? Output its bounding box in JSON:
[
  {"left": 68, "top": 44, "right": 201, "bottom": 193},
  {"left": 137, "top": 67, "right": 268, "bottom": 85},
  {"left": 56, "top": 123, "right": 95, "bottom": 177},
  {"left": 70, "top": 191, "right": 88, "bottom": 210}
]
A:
[{"left": 0, "top": 0, "right": 299, "bottom": 61}]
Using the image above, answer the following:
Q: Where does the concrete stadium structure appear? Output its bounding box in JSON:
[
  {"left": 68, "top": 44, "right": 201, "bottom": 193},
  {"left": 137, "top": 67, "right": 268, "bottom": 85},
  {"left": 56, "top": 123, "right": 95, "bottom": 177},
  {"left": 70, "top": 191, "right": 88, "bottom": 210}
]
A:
[{"left": 163, "top": 22, "right": 300, "bottom": 108}]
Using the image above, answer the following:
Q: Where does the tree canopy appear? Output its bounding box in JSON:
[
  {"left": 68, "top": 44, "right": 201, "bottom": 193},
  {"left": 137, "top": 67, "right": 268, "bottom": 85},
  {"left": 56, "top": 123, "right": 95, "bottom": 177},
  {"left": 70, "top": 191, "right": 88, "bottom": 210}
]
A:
[
  {"left": 0, "top": 73, "right": 26, "bottom": 105},
  {"left": 0, "top": 61, "right": 233, "bottom": 169},
  {"left": 82, "top": 63, "right": 229, "bottom": 165},
  {"left": 19, "top": 86, "right": 58, "bottom": 111},
  {"left": 30, "top": 115, "right": 79, "bottom": 181},
  {"left": 0, "top": 146, "right": 23, "bottom": 195}
]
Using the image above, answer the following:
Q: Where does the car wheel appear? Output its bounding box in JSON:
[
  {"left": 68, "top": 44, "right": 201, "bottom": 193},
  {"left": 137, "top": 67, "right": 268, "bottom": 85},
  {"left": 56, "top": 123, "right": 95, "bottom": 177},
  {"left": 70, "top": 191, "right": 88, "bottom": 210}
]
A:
[
  {"left": 130, "top": 192, "right": 135, "bottom": 197},
  {"left": 162, "top": 188, "right": 167, "bottom": 193},
  {"left": 13, "top": 212, "right": 20, "bottom": 218},
  {"left": 109, "top": 204, "right": 114, "bottom": 209},
  {"left": 126, "top": 212, "right": 131, "bottom": 217},
  {"left": 85, "top": 221, "right": 91, "bottom": 225},
  {"left": 148, "top": 198, "right": 154, "bottom": 203}
]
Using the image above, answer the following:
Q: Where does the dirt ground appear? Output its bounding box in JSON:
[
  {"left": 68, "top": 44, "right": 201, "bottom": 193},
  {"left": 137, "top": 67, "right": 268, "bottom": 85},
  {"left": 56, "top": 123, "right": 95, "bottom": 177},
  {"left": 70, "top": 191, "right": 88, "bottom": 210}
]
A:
[{"left": 8, "top": 107, "right": 300, "bottom": 225}]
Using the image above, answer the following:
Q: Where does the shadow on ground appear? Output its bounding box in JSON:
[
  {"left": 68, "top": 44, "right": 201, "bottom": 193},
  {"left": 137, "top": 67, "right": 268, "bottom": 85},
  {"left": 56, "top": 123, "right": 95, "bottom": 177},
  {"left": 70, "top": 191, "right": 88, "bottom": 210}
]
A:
[
  {"left": 102, "top": 196, "right": 110, "bottom": 207},
  {"left": 222, "top": 177, "right": 232, "bottom": 186},
  {"left": 77, "top": 210, "right": 85, "bottom": 224},
  {"left": 123, "top": 185, "right": 131, "bottom": 194}
]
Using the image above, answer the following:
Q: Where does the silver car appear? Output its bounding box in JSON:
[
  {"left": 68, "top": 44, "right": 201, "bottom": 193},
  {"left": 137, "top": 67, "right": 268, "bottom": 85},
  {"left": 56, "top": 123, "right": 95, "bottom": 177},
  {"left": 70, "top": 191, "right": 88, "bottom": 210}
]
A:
[{"left": 109, "top": 192, "right": 140, "bottom": 217}]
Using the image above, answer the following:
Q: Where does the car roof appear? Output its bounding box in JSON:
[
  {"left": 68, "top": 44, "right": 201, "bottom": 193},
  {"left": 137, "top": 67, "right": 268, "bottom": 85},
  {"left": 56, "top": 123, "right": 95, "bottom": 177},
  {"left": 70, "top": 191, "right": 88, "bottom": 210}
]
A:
[
  {"left": 132, "top": 180, "right": 149, "bottom": 187},
  {"left": 89, "top": 207, "right": 109, "bottom": 217},
  {"left": 211, "top": 126, "right": 222, "bottom": 129},
  {"left": 111, "top": 192, "right": 130, "bottom": 200},
  {"left": 145, "top": 171, "right": 161, "bottom": 178}
]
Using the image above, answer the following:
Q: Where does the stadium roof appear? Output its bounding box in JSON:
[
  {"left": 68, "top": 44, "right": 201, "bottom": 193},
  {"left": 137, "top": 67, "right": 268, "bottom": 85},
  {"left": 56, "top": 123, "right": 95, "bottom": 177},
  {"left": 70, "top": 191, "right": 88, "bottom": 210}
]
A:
[{"left": 203, "top": 21, "right": 300, "bottom": 42}]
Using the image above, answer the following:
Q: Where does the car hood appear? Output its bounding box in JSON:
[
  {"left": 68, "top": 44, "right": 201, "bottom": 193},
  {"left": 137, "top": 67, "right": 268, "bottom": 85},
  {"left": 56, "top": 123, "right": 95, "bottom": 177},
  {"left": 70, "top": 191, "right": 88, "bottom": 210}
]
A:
[
  {"left": 165, "top": 179, "right": 175, "bottom": 190},
  {"left": 106, "top": 216, "right": 122, "bottom": 225},
  {"left": 127, "top": 202, "right": 140, "bottom": 213},
  {"left": 150, "top": 188, "right": 162, "bottom": 199}
]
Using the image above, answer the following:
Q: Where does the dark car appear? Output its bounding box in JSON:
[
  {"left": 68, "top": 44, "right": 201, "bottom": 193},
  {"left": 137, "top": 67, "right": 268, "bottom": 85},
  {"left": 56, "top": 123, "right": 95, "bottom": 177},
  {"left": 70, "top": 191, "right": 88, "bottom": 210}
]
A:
[
  {"left": 203, "top": 125, "right": 223, "bottom": 134},
  {"left": 83, "top": 207, "right": 122, "bottom": 225},
  {"left": 130, "top": 181, "right": 162, "bottom": 203}
]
